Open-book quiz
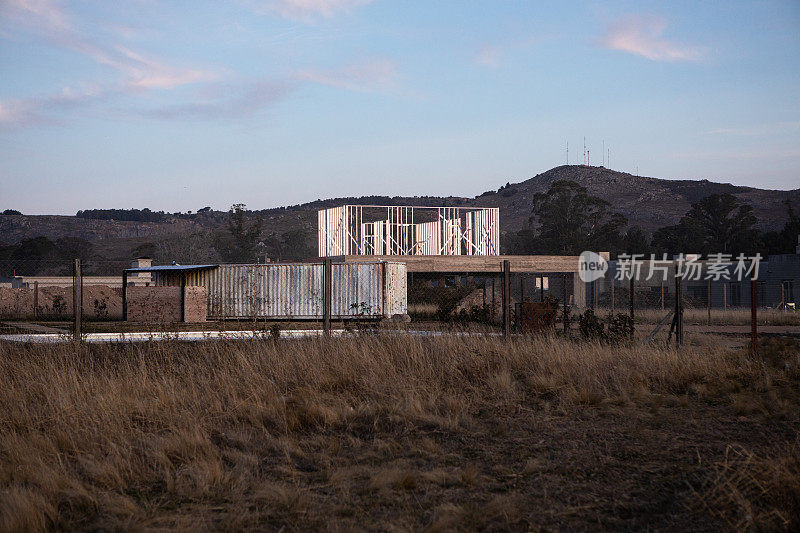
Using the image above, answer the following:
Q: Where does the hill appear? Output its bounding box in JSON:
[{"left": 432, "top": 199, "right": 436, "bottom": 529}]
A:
[
  {"left": 1, "top": 166, "right": 798, "bottom": 273},
  {"left": 468, "top": 165, "right": 800, "bottom": 234}
]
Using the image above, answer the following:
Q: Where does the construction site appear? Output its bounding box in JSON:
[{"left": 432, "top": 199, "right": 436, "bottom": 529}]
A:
[
  {"left": 1, "top": 204, "right": 798, "bottom": 346},
  {"left": 2, "top": 205, "right": 798, "bottom": 531}
]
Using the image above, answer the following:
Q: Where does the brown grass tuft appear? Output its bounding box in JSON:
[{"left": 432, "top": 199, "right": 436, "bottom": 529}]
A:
[{"left": 694, "top": 443, "right": 800, "bottom": 530}]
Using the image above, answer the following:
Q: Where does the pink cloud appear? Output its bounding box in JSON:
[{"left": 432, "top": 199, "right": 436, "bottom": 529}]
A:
[
  {"left": 261, "top": 0, "right": 373, "bottom": 20},
  {"left": 296, "top": 59, "right": 396, "bottom": 92},
  {"left": 473, "top": 45, "right": 500, "bottom": 67},
  {"left": 1, "top": 0, "right": 215, "bottom": 89},
  {"left": 115, "top": 48, "right": 215, "bottom": 90},
  {"left": 600, "top": 15, "right": 705, "bottom": 62},
  {"left": 142, "top": 81, "right": 295, "bottom": 120}
]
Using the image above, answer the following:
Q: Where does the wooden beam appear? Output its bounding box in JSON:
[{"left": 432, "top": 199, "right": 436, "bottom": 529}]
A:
[{"left": 334, "top": 254, "right": 582, "bottom": 273}]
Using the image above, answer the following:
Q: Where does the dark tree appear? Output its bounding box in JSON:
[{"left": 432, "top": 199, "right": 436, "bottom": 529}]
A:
[
  {"left": 8, "top": 236, "right": 57, "bottom": 275},
  {"left": 214, "top": 204, "right": 263, "bottom": 262},
  {"left": 623, "top": 226, "right": 650, "bottom": 255},
  {"left": 529, "top": 180, "right": 627, "bottom": 255},
  {"left": 650, "top": 217, "right": 707, "bottom": 256},
  {"left": 2, "top": 209, "right": 22, "bottom": 215},
  {"left": 761, "top": 199, "right": 800, "bottom": 255},
  {"left": 685, "top": 194, "right": 758, "bottom": 253},
  {"left": 76, "top": 208, "right": 166, "bottom": 222},
  {"left": 55, "top": 237, "right": 94, "bottom": 263}
]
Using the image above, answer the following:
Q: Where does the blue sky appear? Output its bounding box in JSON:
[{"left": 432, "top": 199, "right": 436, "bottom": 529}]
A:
[{"left": 1, "top": 0, "right": 798, "bottom": 215}]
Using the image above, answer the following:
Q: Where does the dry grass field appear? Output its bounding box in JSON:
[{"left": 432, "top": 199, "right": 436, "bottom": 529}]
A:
[
  {"left": 633, "top": 308, "right": 800, "bottom": 327},
  {"left": 1, "top": 334, "right": 799, "bottom": 531}
]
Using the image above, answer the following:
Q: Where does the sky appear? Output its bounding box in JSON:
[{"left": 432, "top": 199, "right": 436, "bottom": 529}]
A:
[{"left": 1, "top": 0, "right": 799, "bottom": 215}]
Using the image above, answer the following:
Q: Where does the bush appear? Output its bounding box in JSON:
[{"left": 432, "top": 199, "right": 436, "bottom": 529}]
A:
[
  {"left": 578, "top": 309, "right": 605, "bottom": 340},
  {"left": 578, "top": 310, "right": 634, "bottom": 343}
]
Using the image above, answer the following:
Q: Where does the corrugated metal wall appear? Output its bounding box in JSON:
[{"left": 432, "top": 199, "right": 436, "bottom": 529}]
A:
[{"left": 154, "top": 262, "right": 407, "bottom": 319}]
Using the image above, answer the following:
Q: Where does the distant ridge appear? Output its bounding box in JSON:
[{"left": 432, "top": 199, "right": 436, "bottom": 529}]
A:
[
  {"left": 1, "top": 166, "right": 798, "bottom": 261},
  {"left": 460, "top": 165, "right": 799, "bottom": 234}
]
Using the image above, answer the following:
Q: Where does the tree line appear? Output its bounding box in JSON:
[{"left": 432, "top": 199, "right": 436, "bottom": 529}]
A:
[{"left": 505, "top": 180, "right": 799, "bottom": 257}]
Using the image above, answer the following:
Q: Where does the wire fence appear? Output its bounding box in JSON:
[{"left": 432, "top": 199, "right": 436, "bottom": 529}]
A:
[{"left": 1, "top": 260, "right": 798, "bottom": 339}]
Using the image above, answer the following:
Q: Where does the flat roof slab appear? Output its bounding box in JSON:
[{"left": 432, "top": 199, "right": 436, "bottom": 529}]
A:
[{"left": 329, "top": 255, "right": 583, "bottom": 273}]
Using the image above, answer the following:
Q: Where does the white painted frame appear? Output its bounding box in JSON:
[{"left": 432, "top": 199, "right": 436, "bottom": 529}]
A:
[{"left": 318, "top": 205, "right": 500, "bottom": 257}]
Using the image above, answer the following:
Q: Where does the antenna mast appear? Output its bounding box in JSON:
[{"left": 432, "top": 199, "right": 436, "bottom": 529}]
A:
[
  {"left": 602, "top": 140, "right": 605, "bottom": 166},
  {"left": 566, "top": 141, "right": 569, "bottom": 165},
  {"left": 583, "top": 137, "right": 586, "bottom": 165}
]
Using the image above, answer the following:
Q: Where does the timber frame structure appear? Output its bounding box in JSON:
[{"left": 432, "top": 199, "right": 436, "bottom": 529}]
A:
[{"left": 318, "top": 205, "right": 500, "bottom": 257}]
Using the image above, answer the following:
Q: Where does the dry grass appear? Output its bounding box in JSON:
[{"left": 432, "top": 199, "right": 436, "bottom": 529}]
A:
[
  {"left": 1, "top": 334, "right": 798, "bottom": 530},
  {"left": 629, "top": 307, "right": 800, "bottom": 326}
]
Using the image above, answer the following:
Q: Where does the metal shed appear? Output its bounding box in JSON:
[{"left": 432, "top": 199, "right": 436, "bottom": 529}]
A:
[{"left": 128, "top": 261, "right": 407, "bottom": 320}]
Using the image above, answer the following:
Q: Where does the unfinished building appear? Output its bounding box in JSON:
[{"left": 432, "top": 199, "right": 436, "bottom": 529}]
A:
[
  {"left": 318, "top": 205, "right": 500, "bottom": 257},
  {"left": 318, "top": 204, "right": 589, "bottom": 311}
]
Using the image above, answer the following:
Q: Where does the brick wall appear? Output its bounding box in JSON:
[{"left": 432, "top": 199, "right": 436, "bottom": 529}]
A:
[
  {"left": 184, "top": 286, "right": 207, "bottom": 322},
  {"left": 0, "top": 285, "right": 122, "bottom": 320},
  {"left": 126, "top": 286, "right": 206, "bottom": 323}
]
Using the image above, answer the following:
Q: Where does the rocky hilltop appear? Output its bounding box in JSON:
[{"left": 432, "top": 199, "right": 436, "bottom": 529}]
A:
[{"left": 2, "top": 166, "right": 797, "bottom": 267}]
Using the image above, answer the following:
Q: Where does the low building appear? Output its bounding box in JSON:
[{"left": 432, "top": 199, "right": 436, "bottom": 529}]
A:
[
  {"left": 0, "top": 276, "right": 24, "bottom": 289},
  {"left": 122, "top": 261, "right": 408, "bottom": 321},
  {"left": 599, "top": 251, "right": 799, "bottom": 309}
]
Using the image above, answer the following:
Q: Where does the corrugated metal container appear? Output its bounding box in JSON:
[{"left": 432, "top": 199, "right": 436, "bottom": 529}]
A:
[{"left": 153, "top": 262, "right": 406, "bottom": 319}]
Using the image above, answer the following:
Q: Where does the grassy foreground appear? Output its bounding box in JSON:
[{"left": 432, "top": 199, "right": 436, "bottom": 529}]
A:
[{"left": 1, "top": 335, "right": 799, "bottom": 531}]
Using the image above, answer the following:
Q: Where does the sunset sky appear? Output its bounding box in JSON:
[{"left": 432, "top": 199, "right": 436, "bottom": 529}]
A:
[{"left": 1, "top": 0, "right": 798, "bottom": 214}]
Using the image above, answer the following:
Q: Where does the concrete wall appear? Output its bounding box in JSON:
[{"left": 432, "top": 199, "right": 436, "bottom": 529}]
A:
[
  {"left": 0, "top": 285, "right": 122, "bottom": 320},
  {"left": 126, "top": 286, "right": 206, "bottom": 323}
]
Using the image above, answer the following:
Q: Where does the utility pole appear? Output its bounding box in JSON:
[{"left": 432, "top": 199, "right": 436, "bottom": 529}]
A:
[
  {"left": 750, "top": 267, "right": 758, "bottom": 357},
  {"left": 323, "top": 258, "right": 332, "bottom": 336},
  {"left": 502, "top": 260, "right": 511, "bottom": 337},
  {"left": 562, "top": 273, "right": 568, "bottom": 333},
  {"left": 73, "top": 258, "right": 82, "bottom": 341},
  {"left": 629, "top": 275, "right": 634, "bottom": 341}
]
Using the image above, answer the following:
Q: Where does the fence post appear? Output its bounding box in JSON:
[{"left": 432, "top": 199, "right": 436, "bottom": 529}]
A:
[
  {"left": 781, "top": 283, "right": 785, "bottom": 312},
  {"left": 323, "top": 258, "right": 332, "bottom": 336},
  {"left": 629, "top": 275, "right": 634, "bottom": 340},
  {"left": 122, "top": 271, "right": 128, "bottom": 321},
  {"left": 707, "top": 278, "right": 711, "bottom": 326},
  {"left": 33, "top": 281, "right": 39, "bottom": 319},
  {"left": 611, "top": 276, "right": 615, "bottom": 314},
  {"left": 502, "top": 260, "right": 511, "bottom": 337},
  {"left": 491, "top": 276, "right": 496, "bottom": 322},
  {"left": 73, "top": 258, "right": 82, "bottom": 341},
  {"left": 180, "top": 272, "right": 186, "bottom": 323},
  {"left": 751, "top": 272, "right": 758, "bottom": 358},
  {"left": 675, "top": 274, "right": 683, "bottom": 346},
  {"left": 723, "top": 283, "right": 727, "bottom": 310},
  {"left": 562, "top": 273, "right": 568, "bottom": 333}
]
